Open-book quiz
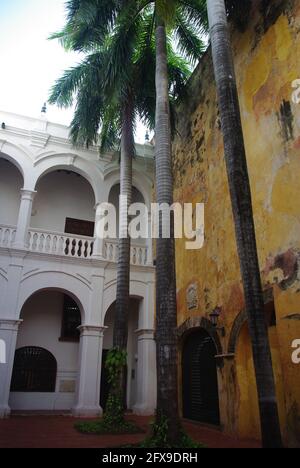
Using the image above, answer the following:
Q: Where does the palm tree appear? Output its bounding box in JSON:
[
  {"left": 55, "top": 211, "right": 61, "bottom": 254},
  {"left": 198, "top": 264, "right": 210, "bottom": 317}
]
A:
[
  {"left": 151, "top": 0, "right": 207, "bottom": 445},
  {"left": 49, "top": 2, "right": 191, "bottom": 423},
  {"left": 206, "top": 0, "right": 282, "bottom": 448},
  {"left": 103, "top": 0, "right": 207, "bottom": 445}
]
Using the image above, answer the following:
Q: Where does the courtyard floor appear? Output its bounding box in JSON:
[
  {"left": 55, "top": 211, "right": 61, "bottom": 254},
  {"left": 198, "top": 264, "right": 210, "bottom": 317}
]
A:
[{"left": 0, "top": 415, "right": 261, "bottom": 449}]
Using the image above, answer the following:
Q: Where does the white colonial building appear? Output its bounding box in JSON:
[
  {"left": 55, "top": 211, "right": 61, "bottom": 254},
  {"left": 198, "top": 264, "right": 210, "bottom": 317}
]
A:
[{"left": 0, "top": 109, "right": 156, "bottom": 418}]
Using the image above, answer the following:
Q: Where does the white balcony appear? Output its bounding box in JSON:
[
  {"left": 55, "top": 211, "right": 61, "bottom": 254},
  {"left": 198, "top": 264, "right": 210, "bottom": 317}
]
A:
[
  {"left": 0, "top": 224, "right": 149, "bottom": 267},
  {"left": 0, "top": 224, "right": 16, "bottom": 248}
]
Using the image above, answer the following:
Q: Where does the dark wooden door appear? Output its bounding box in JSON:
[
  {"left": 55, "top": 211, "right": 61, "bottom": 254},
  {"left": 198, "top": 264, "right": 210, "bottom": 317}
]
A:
[
  {"left": 65, "top": 218, "right": 95, "bottom": 237},
  {"left": 183, "top": 329, "right": 220, "bottom": 425},
  {"left": 100, "top": 350, "right": 110, "bottom": 411}
]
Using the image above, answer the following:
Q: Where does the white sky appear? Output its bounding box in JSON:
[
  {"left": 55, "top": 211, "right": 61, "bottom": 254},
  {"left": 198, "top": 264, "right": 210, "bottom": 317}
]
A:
[{"left": 0, "top": 0, "right": 147, "bottom": 142}]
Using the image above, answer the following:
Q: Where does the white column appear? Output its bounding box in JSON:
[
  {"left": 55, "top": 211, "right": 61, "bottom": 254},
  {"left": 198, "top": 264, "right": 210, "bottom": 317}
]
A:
[
  {"left": 0, "top": 320, "right": 22, "bottom": 418},
  {"left": 13, "top": 189, "right": 36, "bottom": 249},
  {"left": 72, "top": 325, "right": 105, "bottom": 417},
  {"left": 133, "top": 329, "right": 157, "bottom": 415},
  {"left": 92, "top": 203, "right": 105, "bottom": 259}
]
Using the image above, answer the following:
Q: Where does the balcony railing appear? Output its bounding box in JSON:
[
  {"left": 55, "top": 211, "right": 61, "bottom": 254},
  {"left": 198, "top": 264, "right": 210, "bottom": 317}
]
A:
[
  {"left": 0, "top": 224, "right": 16, "bottom": 248},
  {"left": 28, "top": 228, "right": 94, "bottom": 259},
  {"left": 0, "top": 224, "right": 149, "bottom": 266},
  {"left": 103, "top": 239, "right": 148, "bottom": 266}
]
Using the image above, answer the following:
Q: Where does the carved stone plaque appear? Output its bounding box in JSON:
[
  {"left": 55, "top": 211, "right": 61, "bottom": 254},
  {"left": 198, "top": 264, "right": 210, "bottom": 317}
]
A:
[{"left": 59, "top": 380, "right": 76, "bottom": 393}]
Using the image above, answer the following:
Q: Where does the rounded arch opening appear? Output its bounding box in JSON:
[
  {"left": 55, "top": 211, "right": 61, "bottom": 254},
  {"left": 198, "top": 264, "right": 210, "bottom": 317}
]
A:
[
  {"left": 101, "top": 297, "right": 141, "bottom": 411},
  {"left": 32, "top": 169, "right": 96, "bottom": 235},
  {"left": 182, "top": 328, "right": 220, "bottom": 426},
  {"left": 0, "top": 157, "right": 23, "bottom": 226},
  {"left": 19, "top": 286, "right": 85, "bottom": 323},
  {"left": 10, "top": 289, "right": 82, "bottom": 412}
]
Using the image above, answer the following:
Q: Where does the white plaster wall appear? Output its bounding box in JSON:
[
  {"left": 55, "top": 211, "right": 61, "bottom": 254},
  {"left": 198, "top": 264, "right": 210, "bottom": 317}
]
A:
[
  {"left": 9, "top": 290, "right": 80, "bottom": 411},
  {"left": 31, "top": 171, "right": 95, "bottom": 233},
  {"left": 103, "top": 300, "right": 139, "bottom": 409},
  {"left": 0, "top": 159, "right": 23, "bottom": 226},
  {"left": 0, "top": 275, "right": 7, "bottom": 312}
]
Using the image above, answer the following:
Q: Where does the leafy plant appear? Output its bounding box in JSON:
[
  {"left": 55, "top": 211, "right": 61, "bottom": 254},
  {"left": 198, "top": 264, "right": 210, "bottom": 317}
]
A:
[
  {"left": 140, "top": 412, "right": 206, "bottom": 448},
  {"left": 105, "top": 348, "right": 127, "bottom": 387}
]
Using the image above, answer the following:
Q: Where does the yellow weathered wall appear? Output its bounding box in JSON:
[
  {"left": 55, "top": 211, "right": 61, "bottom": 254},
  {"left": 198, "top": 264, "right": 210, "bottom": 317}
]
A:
[{"left": 173, "top": 0, "right": 300, "bottom": 446}]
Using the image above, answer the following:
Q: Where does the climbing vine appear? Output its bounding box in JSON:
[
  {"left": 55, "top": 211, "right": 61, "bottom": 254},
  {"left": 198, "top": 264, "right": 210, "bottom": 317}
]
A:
[
  {"left": 75, "top": 347, "right": 141, "bottom": 435},
  {"left": 105, "top": 348, "right": 127, "bottom": 387}
]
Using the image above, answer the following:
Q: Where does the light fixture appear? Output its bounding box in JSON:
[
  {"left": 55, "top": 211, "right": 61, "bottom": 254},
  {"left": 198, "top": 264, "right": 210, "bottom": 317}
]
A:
[
  {"left": 1, "top": 122, "right": 5, "bottom": 130},
  {"left": 209, "top": 307, "right": 225, "bottom": 337}
]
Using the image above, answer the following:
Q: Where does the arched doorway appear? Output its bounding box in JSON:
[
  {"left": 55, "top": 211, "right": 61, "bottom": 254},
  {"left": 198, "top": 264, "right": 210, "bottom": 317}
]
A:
[
  {"left": 9, "top": 290, "right": 82, "bottom": 412},
  {"left": 182, "top": 329, "right": 220, "bottom": 425},
  {"left": 101, "top": 298, "right": 140, "bottom": 411}
]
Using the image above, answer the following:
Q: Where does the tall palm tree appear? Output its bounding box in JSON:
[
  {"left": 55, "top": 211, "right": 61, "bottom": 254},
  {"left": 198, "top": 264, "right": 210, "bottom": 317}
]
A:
[
  {"left": 104, "top": 0, "right": 207, "bottom": 445},
  {"left": 206, "top": 0, "right": 282, "bottom": 448},
  {"left": 151, "top": 0, "right": 207, "bottom": 445},
  {"left": 49, "top": 2, "right": 192, "bottom": 421}
]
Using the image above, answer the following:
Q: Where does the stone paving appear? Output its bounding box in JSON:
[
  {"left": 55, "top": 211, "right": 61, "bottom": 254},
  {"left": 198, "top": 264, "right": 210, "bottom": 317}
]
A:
[{"left": 0, "top": 415, "right": 261, "bottom": 449}]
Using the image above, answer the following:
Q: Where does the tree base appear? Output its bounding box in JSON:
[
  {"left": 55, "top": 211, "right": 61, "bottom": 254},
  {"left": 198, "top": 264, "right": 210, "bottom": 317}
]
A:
[{"left": 139, "top": 413, "right": 206, "bottom": 448}]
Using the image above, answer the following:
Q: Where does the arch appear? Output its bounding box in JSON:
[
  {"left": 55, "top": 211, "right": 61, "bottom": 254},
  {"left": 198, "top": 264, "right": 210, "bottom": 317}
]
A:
[
  {"left": 177, "top": 316, "right": 223, "bottom": 357},
  {"left": 182, "top": 328, "right": 220, "bottom": 425},
  {"left": 103, "top": 278, "right": 147, "bottom": 324},
  {"left": 108, "top": 183, "right": 146, "bottom": 205},
  {"left": 31, "top": 168, "right": 96, "bottom": 233},
  {"left": 10, "top": 346, "right": 57, "bottom": 393},
  {"left": 0, "top": 140, "right": 33, "bottom": 188},
  {"left": 0, "top": 152, "right": 24, "bottom": 184},
  {"left": 33, "top": 152, "right": 103, "bottom": 204},
  {"left": 104, "top": 168, "right": 152, "bottom": 210},
  {"left": 0, "top": 158, "right": 24, "bottom": 226},
  {"left": 228, "top": 310, "right": 247, "bottom": 355},
  {"left": 228, "top": 288, "right": 274, "bottom": 354},
  {"left": 18, "top": 271, "right": 91, "bottom": 323}
]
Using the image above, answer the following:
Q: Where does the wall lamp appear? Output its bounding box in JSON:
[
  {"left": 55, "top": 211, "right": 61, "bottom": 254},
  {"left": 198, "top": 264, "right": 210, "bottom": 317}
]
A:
[{"left": 209, "top": 307, "right": 225, "bottom": 337}]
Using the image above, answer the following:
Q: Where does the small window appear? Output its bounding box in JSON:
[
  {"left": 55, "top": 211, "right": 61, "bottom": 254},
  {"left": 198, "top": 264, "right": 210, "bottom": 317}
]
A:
[
  {"left": 10, "top": 347, "right": 57, "bottom": 393},
  {"left": 60, "top": 295, "right": 81, "bottom": 342}
]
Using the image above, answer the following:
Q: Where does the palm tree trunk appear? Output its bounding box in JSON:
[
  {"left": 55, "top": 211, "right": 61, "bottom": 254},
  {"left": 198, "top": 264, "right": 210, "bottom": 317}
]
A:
[
  {"left": 112, "top": 98, "right": 134, "bottom": 407},
  {"left": 207, "top": 0, "right": 282, "bottom": 448},
  {"left": 154, "top": 16, "right": 181, "bottom": 444}
]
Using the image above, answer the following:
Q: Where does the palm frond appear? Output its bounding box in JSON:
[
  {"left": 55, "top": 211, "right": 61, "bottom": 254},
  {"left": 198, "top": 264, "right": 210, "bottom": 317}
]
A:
[{"left": 174, "top": 8, "right": 206, "bottom": 64}]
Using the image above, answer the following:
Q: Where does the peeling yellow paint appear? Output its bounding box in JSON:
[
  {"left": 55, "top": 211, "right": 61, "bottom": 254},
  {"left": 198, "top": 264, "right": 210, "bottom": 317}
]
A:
[
  {"left": 173, "top": 2, "right": 300, "bottom": 447},
  {"left": 275, "top": 15, "right": 293, "bottom": 61}
]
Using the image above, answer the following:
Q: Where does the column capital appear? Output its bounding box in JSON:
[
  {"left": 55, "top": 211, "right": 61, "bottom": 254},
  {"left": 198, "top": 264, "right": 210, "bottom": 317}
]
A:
[
  {"left": 20, "top": 189, "right": 37, "bottom": 200},
  {"left": 78, "top": 325, "right": 107, "bottom": 337},
  {"left": 0, "top": 319, "right": 23, "bottom": 331}
]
